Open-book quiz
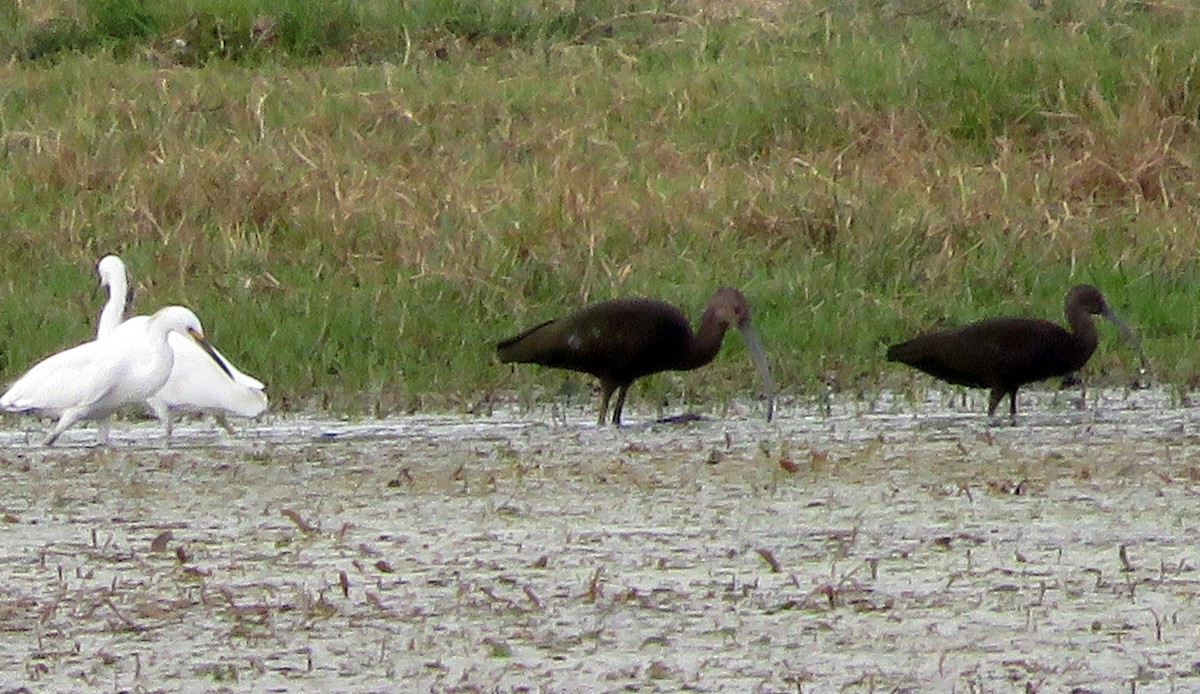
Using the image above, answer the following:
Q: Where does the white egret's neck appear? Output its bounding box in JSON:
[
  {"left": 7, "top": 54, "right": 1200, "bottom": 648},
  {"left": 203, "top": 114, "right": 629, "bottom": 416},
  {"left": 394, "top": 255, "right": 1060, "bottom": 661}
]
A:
[{"left": 96, "top": 257, "right": 129, "bottom": 339}]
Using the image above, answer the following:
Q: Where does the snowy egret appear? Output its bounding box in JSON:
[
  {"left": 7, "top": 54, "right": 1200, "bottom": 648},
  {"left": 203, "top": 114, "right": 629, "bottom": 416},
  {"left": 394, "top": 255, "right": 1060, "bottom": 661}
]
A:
[
  {"left": 1, "top": 306, "right": 220, "bottom": 445},
  {"left": 96, "top": 254, "right": 133, "bottom": 336},
  {"left": 96, "top": 255, "right": 269, "bottom": 435}
]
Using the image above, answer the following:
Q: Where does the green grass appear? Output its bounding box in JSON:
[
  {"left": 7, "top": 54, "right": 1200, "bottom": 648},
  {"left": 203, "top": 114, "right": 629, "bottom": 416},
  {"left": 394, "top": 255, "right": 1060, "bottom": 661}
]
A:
[{"left": 1, "top": 0, "right": 1199, "bottom": 416}]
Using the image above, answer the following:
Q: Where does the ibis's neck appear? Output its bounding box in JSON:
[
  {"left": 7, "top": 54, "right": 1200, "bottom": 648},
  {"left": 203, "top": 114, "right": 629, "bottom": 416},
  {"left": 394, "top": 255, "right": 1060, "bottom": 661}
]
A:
[
  {"left": 678, "top": 307, "right": 731, "bottom": 370},
  {"left": 1067, "top": 310, "right": 1100, "bottom": 359}
]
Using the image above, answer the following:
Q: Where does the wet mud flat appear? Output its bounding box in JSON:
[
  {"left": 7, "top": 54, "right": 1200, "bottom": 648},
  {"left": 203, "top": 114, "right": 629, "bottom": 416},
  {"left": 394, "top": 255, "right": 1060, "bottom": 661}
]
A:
[{"left": 0, "top": 388, "right": 1199, "bottom": 692}]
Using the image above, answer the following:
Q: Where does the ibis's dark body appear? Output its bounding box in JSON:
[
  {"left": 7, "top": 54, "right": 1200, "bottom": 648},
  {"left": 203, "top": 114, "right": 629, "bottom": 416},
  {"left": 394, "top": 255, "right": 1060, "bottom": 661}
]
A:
[
  {"left": 499, "top": 298, "right": 708, "bottom": 381},
  {"left": 886, "top": 285, "right": 1127, "bottom": 420},
  {"left": 497, "top": 288, "right": 772, "bottom": 425}
]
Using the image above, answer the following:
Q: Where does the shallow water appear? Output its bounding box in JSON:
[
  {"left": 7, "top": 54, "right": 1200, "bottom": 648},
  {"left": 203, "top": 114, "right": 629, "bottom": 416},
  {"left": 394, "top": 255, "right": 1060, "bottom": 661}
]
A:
[{"left": 1, "top": 387, "right": 1198, "bottom": 692}]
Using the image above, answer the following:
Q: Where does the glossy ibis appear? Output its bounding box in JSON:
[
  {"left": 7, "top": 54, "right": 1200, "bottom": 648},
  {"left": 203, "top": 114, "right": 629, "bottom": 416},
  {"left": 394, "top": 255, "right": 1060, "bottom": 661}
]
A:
[
  {"left": 1, "top": 306, "right": 223, "bottom": 445},
  {"left": 497, "top": 287, "right": 775, "bottom": 425},
  {"left": 96, "top": 255, "right": 268, "bottom": 436},
  {"left": 886, "top": 285, "right": 1143, "bottom": 422}
]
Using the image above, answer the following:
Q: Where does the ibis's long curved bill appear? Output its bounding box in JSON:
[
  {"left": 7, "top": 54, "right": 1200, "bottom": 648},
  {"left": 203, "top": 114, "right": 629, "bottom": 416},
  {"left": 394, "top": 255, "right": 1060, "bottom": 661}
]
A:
[
  {"left": 1101, "top": 308, "right": 1148, "bottom": 375},
  {"left": 737, "top": 323, "right": 775, "bottom": 422}
]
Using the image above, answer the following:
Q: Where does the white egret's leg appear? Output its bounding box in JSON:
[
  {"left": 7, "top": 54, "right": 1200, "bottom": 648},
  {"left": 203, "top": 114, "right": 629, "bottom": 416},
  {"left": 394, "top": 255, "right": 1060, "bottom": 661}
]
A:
[
  {"left": 215, "top": 413, "right": 236, "bottom": 435},
  {"left": 147, "top": 398, "right": 173, "bottom": 437},
  {"left": 45, "top": 408, "right": 88, "bottom": 446}
]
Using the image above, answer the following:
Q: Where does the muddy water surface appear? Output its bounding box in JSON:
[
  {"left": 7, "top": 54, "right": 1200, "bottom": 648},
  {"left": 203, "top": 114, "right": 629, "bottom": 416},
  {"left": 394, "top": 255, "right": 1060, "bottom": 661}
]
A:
[{"left": 1, "top": 388, "right": 1198, "bottom": 692}]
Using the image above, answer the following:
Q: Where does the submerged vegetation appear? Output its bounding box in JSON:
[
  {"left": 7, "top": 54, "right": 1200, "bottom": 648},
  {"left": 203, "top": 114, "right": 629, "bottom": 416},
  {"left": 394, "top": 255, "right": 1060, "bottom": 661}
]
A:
[{"left": 1, "top": 0, "right": 1198, "bottom": 414}]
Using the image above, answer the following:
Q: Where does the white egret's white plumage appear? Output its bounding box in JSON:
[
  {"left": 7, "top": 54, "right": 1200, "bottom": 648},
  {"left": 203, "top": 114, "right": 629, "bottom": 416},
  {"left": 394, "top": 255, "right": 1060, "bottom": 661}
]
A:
[
  {"left": 96, "top": 255, "right": 268, "bottom": 435},
  {"left": 96, "top": 254, "right": 132, "bottom": 338},
  {"left": 1, "top": 306, "right": 214, "bottom": 445}
]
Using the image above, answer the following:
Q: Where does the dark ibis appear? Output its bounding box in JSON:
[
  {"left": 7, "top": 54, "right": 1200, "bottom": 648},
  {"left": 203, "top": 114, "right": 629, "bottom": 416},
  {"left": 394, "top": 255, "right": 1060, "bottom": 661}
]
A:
[
  {"left": 497, "top": 287, "right": 775, "bottom": 425},
  {"left": 886, "top": 285, "right": 1145, "bottom": 422}
]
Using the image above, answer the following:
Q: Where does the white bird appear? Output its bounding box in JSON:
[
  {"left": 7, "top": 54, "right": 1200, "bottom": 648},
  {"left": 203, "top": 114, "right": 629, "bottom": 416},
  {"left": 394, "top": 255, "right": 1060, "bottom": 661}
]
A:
[
  {"left": 1, "top": 306, "right": 220, "bottom": 445},
  {"left": 96, "top": 255, "right": 268, "bottom": 436}
]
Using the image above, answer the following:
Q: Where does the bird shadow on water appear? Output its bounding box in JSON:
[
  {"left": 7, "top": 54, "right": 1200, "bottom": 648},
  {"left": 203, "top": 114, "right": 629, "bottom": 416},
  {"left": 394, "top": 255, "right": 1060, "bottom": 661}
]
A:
[{"left": 654, "top": 412, "right": 709, "bottom": 425}]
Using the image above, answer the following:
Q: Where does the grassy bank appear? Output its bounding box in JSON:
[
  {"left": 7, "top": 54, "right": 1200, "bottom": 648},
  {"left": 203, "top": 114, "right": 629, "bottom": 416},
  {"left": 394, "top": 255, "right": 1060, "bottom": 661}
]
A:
[{"left": 1, "top": 0, "right": 1198, "bottom": 415}]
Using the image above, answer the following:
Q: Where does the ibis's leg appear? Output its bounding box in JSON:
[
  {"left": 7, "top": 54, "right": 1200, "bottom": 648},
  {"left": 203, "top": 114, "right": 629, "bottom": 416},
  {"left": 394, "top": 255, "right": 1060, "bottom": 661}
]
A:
[
  {"left": 597, "top": 382, "right": 616, "bottom": 426},
  {"left": 987, "top": 388, "right": 1004, "bottom": 417},
  {"left": 611, "top": 384, "right": 630, "bottom": 427}
]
